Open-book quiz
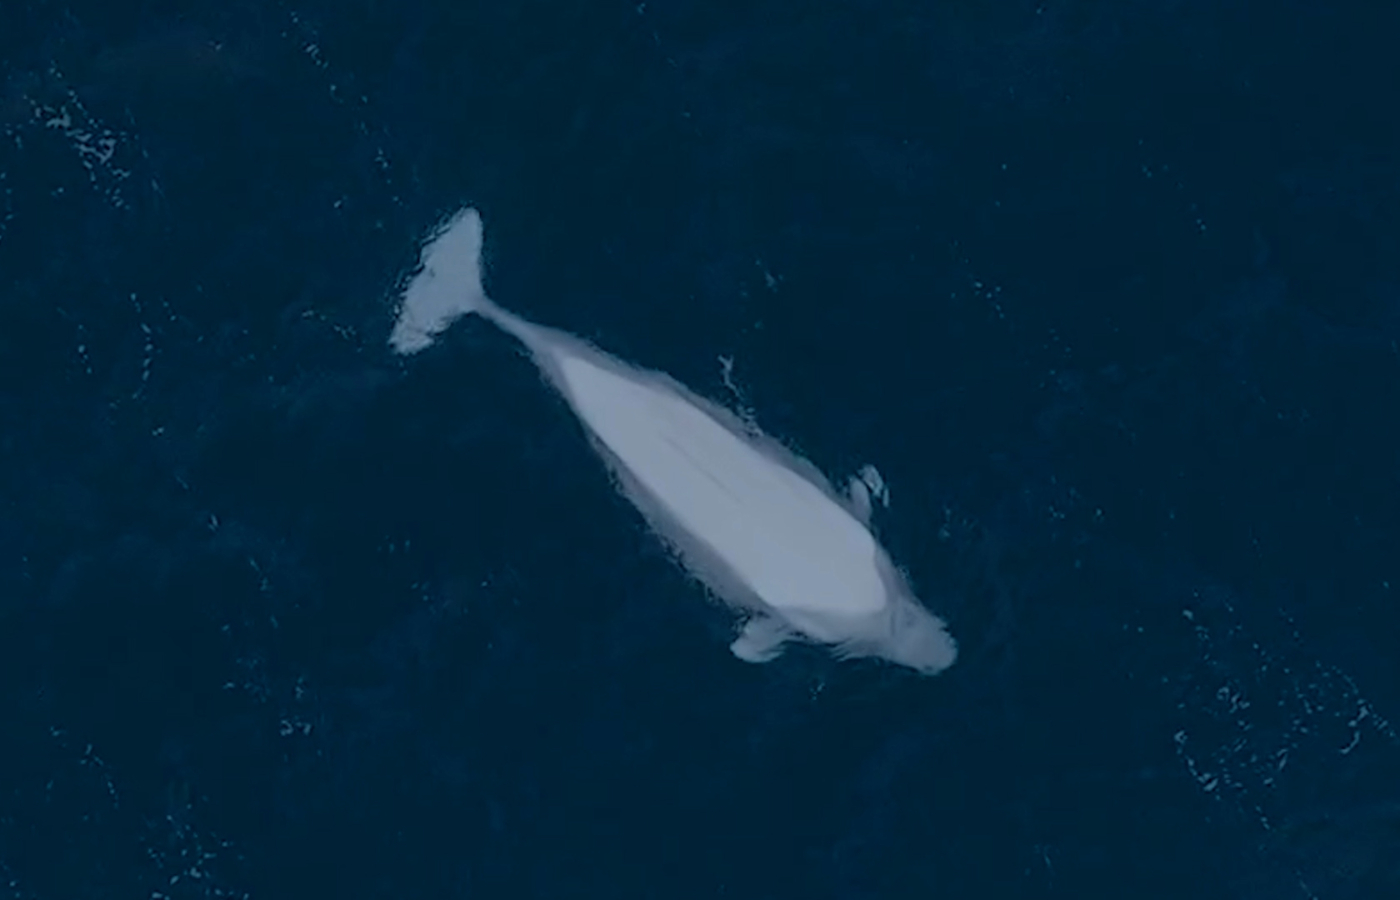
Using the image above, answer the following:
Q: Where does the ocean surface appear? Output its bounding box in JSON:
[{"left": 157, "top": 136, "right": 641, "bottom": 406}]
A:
[{"left": 2, "top": 1, "right": 1398, "bottom": 897}]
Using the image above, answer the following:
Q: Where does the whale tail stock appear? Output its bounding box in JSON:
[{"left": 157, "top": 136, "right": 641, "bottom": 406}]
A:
[{"left": 389, "top": 207, "right": 490, "bottom": 355}]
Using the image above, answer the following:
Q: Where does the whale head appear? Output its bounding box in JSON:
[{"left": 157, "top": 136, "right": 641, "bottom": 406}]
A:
[
  {"left": 829, "top": 567, "right": 958, "bottom": 675},
  {"left": 880, "top": 596, "right": 958, "bottom": 674}
]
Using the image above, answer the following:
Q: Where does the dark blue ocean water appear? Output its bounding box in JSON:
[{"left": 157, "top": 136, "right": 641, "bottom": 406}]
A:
[{"left": 2, "top": 1, "right": 1398, "bottom": 897}]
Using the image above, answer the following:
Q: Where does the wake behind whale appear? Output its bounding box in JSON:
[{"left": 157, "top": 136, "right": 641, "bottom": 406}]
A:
[{"left": 388, "top": 207, "right": 957, "bottom": 675}]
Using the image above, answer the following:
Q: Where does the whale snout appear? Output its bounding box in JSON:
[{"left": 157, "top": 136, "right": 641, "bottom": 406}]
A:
[{"left": 884, "top": 600, "right": 958, "bottom": 674}]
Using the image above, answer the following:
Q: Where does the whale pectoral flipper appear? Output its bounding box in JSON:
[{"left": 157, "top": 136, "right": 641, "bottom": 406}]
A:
[
  {"left": 729, "top": 615, "right": 793, "bottom": 663},
  {"left": 847, "top": 464, "right": 890, "bottom": 524}
]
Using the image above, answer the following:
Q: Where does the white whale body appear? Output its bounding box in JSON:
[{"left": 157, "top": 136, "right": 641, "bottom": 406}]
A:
[{"left": 388, "top": 207, "right": 957, "bottom": 675}]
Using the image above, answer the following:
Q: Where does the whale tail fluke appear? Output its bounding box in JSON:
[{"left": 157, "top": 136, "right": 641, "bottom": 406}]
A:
[{"left": 389, "top": 207, "right": 489, "bottom": 355}]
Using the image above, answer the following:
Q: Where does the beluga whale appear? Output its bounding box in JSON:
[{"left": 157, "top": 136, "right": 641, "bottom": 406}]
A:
[{"left": 388, "top": 207, "right": 957, "bottom": 676}]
